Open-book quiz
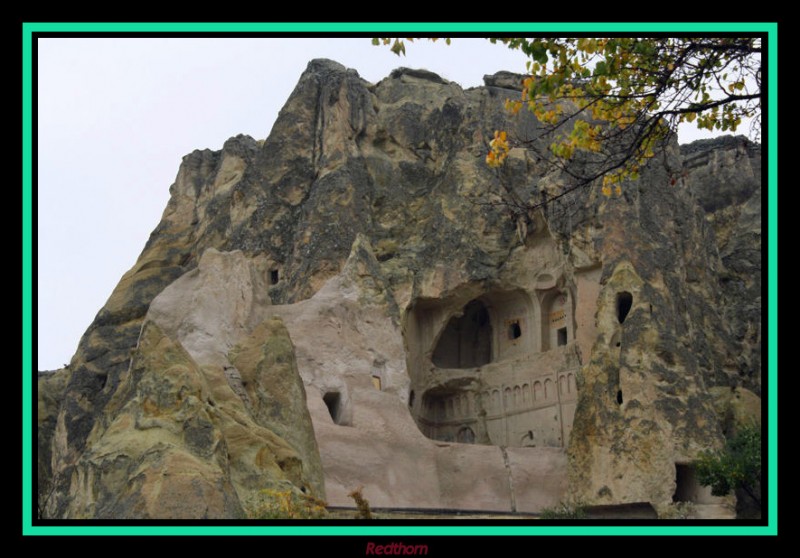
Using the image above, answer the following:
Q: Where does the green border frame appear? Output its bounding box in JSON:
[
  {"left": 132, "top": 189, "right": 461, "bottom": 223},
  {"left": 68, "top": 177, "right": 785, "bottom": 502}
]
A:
[{"left": 23, "top": 22, "right": 777, "bottom": 536}]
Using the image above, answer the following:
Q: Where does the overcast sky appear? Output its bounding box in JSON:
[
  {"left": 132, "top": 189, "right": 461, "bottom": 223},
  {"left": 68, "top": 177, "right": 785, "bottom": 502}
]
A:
[{"left": 36, "top": 37, "right": 736, "bottom": 371}]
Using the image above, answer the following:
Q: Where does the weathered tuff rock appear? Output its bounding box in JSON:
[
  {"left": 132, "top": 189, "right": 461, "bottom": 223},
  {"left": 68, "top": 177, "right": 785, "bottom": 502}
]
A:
[
  {"left": 42, "top": 250, "right": 323, "bottom": 518},
  {"left": 38, "top": 59, "right": 761, "bottom": 518}
]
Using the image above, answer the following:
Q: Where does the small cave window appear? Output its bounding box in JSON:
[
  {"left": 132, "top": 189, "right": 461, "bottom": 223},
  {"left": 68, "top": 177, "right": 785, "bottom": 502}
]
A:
[
  {"left": 617, "top": 292, "right": 633, "bottom": 324},
  {"left": 508, "top": 320, "right": 522, "bottom": 340},
  {"left": 270, "top": 269, "right": 280, "bottom": 285},
  {"left": 557, "top": 327, "right": 568, "bottom": 346},
  {"left": 371, "top": 375, "right": 382, "bottom": 391},
  {"left": 616, "top": 389, "right": 623, "bottom": 405},
  {"left": 323, "top": 391, "right": 343, "bottom": 424}
]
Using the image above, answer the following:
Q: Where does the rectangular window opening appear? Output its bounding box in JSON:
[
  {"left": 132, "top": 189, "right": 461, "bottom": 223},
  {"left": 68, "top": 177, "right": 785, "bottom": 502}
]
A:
[{"left": 673, "top": 463, "right": 698, "bottom": 503}]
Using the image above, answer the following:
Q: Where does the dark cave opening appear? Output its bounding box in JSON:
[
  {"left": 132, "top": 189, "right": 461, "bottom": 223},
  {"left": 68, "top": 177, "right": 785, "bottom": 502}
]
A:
[
  {"left": 617, "top": 292, "right": 633, "bottom": 324},
  {"left": 323, "top": 391, "right": 343, "bottom": 424},
  {"left": 432, "top": 300, "right": 492, "bottom": 368}
]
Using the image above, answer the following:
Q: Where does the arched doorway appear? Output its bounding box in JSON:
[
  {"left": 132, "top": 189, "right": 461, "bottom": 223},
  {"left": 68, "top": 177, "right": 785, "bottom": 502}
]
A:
[
  {"left": 432, "top": 300, "right": 492, "bottom": 368},
  {"left": 456, "top": 426, "right": 476, "bottom": 444},
  {"left": 541, "top": 290, "right": 570, "bottom": 351}
]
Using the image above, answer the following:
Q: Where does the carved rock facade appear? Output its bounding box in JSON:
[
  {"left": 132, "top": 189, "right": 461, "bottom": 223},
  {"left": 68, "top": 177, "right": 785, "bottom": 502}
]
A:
[{"left": 38, "top": 60, "right": 761, "bottom": 518}]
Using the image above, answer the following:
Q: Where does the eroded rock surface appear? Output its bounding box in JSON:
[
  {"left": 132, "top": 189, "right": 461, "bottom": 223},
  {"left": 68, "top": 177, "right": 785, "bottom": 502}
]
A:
[{"left": 39, "top": 60, "right": 760, "bottom": 518}]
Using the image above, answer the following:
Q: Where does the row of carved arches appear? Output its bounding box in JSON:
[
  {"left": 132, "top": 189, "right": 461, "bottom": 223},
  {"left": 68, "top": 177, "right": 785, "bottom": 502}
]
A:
[
  {"left": 419, "top": 372, "right": 577, "bottom": 422},
  {"left": 482, "top": 373, "right": 576, "bottom": 414}
]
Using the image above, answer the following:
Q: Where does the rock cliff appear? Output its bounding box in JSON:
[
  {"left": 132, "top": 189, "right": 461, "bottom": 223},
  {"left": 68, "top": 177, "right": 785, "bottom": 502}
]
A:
[{"left": 38, "top": 59, "right": 761, "bottom": 519}]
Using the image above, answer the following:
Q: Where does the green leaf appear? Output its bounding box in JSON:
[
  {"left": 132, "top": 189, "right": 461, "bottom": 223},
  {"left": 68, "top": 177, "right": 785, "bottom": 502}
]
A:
[
  {"left": 594, "top": 61, "right": 608, "bottom": 76},
  {"left": 531, "top": 42, "right": 548, "bottom": 64}
]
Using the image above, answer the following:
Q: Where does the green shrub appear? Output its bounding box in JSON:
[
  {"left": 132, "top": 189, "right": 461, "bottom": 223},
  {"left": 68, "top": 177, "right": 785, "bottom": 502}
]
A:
[{"left": 695, "top": 421, "right": 761, "bottom": 506}]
